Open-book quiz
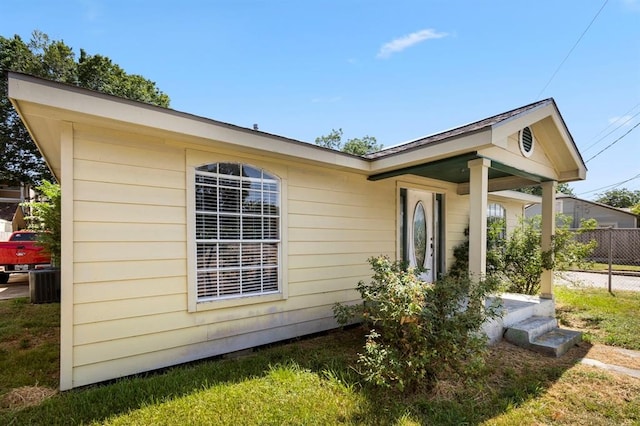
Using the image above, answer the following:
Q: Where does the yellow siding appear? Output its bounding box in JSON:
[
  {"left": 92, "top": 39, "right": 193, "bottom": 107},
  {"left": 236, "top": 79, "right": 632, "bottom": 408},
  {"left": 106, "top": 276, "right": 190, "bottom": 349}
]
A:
[
  {"left": 444, "top": 193, "right": 470, "bottom": 268},
  {"left": 68, "top": 128, "right": 397, "bottom": 389}
]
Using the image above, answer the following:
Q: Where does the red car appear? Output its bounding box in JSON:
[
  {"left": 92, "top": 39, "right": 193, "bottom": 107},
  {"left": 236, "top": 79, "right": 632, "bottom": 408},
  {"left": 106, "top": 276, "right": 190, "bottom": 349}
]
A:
[{"left": 0, "top": 231, "right": 51, "bottom": 284}]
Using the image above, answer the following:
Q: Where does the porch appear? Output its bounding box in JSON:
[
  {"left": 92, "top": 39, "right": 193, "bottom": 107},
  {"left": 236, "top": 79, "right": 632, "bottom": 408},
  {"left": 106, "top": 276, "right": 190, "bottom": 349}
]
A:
[{"left": 484, "top": 293, "right": 581, "bottom": 356}]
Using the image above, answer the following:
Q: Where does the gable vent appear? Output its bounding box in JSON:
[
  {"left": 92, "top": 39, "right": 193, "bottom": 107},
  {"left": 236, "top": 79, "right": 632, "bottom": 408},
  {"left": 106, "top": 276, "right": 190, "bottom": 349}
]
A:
[{"left": 519, "top": 126, "right": 534, "bottom": 157}]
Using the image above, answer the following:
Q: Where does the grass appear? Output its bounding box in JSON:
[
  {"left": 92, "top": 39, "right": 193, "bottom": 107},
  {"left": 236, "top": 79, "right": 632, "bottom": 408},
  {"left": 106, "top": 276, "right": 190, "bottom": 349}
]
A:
[
  {"left": 0, "top": 291, "right": 639, "bottom": 425},
  {"left": 555, "top": 286, "right": 640, "bottom": 349},
  {"left": 0, "top": 298, "right": 60, "bottom": 395},
  {"left": 572, "top": 262, "right": 640, "bottom": 272}
]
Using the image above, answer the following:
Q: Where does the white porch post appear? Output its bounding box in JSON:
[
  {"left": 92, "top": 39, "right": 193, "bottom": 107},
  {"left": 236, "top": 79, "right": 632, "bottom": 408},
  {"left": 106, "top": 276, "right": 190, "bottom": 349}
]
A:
[
  {"left": 467, "top": 158, "right": 491, "bottom": 280},
  {"left": 540, "top": 180, "right": 557, "bottom": 299}
]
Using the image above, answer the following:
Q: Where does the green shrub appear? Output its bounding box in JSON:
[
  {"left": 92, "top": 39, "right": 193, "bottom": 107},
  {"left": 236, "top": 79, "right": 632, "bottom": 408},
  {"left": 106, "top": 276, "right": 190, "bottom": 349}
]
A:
[
  {"left": 334, "top": 256, "right": 501, "bottom": 391},
  {"left": 501, "top": 215, "right": 597, "bottom": 295},
  {"left": 23, "top": 180, "right": 61, "bottom": 267}
]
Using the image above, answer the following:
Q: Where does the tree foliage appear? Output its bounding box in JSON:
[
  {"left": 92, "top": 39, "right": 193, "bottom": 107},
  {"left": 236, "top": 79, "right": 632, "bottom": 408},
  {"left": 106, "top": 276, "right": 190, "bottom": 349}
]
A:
[
  {"left": 594, "top": 188, "right": 640, "bottom": 209},
  {"left": 1, "top": 30, "right": 170, "bottom": 185},
  {"left": 314, "top": 128, "right": 382, "bottom": 155},
  {"left": 499, "top": 215, "right": 597, "bottom": 295},
  {"left": 334, "top": 256, "right": 500, "bottom": 391},
  {"left": 23, "top": 180, "right": 61, "bottom": 268},
  {"left": 517, "top": 183, "right": 574, "bottom": 197},
  {"left": 448, "top": 215, "right": 597, "bottom": 295}
]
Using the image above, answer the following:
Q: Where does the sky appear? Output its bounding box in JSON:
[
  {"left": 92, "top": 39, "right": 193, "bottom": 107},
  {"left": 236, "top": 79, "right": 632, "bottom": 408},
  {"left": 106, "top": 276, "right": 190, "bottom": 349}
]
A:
[{"left": 2, "top": 0, "right": 639, "bottom": 199}]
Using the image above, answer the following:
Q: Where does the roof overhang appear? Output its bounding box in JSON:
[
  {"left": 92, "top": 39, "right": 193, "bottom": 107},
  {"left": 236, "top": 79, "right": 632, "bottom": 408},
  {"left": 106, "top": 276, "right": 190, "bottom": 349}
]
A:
[
  {"left": 7, "top": 72, "right": 371, "bottom": 181},
  {"left": 368, "top": 153, "right": 547, "bottom": 195},
  {"left": 7, "top": 72, "right": 587, "bottom": 190}
]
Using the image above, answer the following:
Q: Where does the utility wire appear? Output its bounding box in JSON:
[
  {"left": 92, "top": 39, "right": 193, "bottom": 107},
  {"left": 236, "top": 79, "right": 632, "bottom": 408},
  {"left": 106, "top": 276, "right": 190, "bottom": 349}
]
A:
[
  {"left": 583, "top": 110, "right": 640, "bottom": 153},
  {"left": 578, "top": 172, "right": 640, "bottom": 195},
  {"left": 585, "top": 121, "right": 640, "bottom": 163},
  {"left": 583, "top": 102, "right": 640, "bottom": 150},
  {"left": 535, "top": 0, "right": 609, "bottom": 100}
]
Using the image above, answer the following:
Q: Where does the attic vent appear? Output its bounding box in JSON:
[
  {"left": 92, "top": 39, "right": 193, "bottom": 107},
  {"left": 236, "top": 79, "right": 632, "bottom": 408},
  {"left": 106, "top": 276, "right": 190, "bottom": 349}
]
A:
[{"left": 519, "top": 126, "right": 535, "bottom": 157}]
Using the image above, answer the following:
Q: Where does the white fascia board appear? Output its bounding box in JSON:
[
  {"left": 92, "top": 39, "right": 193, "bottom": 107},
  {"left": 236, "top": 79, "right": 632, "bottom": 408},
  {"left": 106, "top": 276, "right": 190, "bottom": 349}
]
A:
[
  {"left": 369, "top": 129, "right": 492, "bottom": 174},
  {"left": 490, "top": 101, "right": 586, "bottom": 181},
  {"left": 489, "top": 190, "right": 542, "bottom": 204},
  {"left": 489, "top": 101, "right": 554, "bottom": 143},
  {"left": 8, "top": 73, "right": 371, "bottom": 173}
]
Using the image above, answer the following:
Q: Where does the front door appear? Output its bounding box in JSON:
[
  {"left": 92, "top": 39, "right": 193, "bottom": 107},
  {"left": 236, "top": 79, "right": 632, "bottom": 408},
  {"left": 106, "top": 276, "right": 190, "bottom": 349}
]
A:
[{"left": 405, "top": 190, "right": 436, "bottom": 282}]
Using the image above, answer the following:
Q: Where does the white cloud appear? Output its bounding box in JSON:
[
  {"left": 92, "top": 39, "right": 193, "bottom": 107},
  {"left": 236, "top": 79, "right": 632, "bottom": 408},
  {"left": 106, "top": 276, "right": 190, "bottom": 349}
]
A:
[
  {"left": 608, "top": 115, "right": 634, "bottom": 127},
  {"left": 377, "top": 28, "right": 448, "bottom": 59},
  {"left": 78, "top": 0, "right": 102, "bottom": 21}
]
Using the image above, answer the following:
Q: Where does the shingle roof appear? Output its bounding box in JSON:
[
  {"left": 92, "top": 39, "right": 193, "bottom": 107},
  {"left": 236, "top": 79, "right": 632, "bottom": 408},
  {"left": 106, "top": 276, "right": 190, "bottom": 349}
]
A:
[{"left": 365, "top": 98, "right": 554, "bottom": 160}]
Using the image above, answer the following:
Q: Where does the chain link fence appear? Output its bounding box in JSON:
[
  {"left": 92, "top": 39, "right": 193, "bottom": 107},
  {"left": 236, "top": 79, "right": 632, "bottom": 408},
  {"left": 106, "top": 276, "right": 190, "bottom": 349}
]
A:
[{"left": 556, "top": 228, "right": 640, "bottom": 292}]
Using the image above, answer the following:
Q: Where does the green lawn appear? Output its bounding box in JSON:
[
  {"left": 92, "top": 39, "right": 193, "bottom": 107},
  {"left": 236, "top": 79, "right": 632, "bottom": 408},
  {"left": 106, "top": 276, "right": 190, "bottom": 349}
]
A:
[
  {"left": 555, "top": 286, "right": 640, "bottom": 349},
  {"left": 1, "top": 289, "right": 639, "bottom": 425},
  {"left": 0, "top": 298, "right": 60, "bottom": 395},
  {"left": 574, "top": 263, "right": 640, "bottom": 272}
]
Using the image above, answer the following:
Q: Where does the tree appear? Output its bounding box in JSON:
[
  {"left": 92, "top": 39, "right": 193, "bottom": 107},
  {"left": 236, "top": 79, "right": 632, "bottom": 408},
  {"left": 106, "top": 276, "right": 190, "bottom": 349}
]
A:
[
  {"left": 517, "top": 183, "right": 574, "bottom": 197},
  {"left": 499, "top": 215, "right": 597, "bottom": 295},
  {"left": 23, "top": 180, "right": 61, "bottom": 267},
  {"left": 594, "top": 188, "right": 640, "bottom": 209},
  {"left": 631, "top": 203, "right": 640, "bottom": 216},
  {"left": 0, "top": 30, "right": 170, "bottom": 185},
  {"left": 315, "top": 128, "right": 382, "bottom": 155}
]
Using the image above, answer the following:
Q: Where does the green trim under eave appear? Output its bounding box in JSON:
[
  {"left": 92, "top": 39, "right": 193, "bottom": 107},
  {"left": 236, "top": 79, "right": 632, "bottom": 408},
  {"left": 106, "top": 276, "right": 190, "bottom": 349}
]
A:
[
  {"left": 489, "top": 161, "right": 545, "bottom": 183},
  {"left": 368, "top": 152, "right": 550, "bottom": 185},
  {"left": 368, "top": 152, "right": 480, "bottom": 182}
]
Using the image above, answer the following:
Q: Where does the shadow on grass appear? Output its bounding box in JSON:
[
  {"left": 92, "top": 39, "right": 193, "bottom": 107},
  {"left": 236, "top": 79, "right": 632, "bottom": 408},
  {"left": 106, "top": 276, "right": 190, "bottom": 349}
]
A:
[{"left": 0, "top": 325, "right": 593, "bottom": 425}]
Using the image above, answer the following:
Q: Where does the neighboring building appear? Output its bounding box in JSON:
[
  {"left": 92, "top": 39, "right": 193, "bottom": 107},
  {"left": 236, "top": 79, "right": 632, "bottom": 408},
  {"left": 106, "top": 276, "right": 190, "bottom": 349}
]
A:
[
  {"left": 526, "top": 194, "right": 639, "bottom": 228},
  {"left": 0, "top": 181, "right": 31, "bottom": 238},
  {"left": 8, "top": 72, "right": 586, "bottom": 390}
]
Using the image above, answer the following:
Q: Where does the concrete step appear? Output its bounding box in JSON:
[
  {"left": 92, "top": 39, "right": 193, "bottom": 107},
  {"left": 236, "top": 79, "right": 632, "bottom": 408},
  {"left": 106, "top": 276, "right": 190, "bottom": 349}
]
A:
[
  {"left": 504, "top": 316, "right": 558, "bottom": 345},
  {"left": 504, "top": 316, "right": 582, "bottom": 357},
  {"left": 531, "top": 328, "right": 582, "bottom": 357}
]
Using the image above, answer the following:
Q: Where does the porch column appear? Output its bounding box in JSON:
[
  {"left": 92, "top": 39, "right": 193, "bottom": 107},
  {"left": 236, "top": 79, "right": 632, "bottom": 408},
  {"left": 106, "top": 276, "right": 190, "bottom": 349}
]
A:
[
  {"left": 467, "top": 158, "right": 491, "bottom": 280},
  {"left": 540, "top": 181, "right": 557, "bottom": 299}
]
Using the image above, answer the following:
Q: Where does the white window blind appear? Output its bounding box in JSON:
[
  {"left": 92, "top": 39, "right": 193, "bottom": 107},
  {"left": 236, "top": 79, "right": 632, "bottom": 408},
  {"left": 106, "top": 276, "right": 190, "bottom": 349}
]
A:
[{"left": 195, "top": 163, "right": 280, "bottom": 301}]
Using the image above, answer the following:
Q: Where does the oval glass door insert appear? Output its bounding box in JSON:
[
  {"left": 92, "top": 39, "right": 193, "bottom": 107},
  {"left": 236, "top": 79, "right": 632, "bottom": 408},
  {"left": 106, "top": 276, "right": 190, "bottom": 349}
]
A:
[{"left": 413, "top": 202, "right": 427, "bottom": 269}]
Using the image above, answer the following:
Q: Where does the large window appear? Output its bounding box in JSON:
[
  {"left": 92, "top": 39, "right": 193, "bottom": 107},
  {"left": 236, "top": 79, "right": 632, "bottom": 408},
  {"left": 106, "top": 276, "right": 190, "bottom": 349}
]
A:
[
  {"left": 487, "top": 203, "right": 506, "bottom": 240},
  {"left": 195, "top": 163, "right": 280, "bottom": 301}
]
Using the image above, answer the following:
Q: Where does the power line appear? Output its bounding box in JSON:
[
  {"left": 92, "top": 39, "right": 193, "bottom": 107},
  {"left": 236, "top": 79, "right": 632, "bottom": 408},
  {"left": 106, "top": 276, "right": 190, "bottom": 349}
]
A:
[
  {"left": 583, "top": 102, "right": 640, "bottom": 149},
  {"left": 583, "top": 109, "right": 640, "bottom": 153},
  {"left": 535, "top": 0, "right": 609, "bottom": 100},
  {"left": 577, "top": 172, "right": 640, "bottom": 195},
  {"left": 585, "top": 121, "right": 640, "bottom": 163}
]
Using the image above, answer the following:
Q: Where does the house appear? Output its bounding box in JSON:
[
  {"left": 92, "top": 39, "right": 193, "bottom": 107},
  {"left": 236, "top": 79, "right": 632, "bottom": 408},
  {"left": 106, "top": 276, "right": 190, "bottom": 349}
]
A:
[
  {"left": 8, "top": 72, "right": 586, "bottom": 390},
  {"left": 0, "top": 181, "right": 30, "bottom": 239},
  {"left": 0, "top": 202, "right": 22, "bottom": 236},
  {"left": 526, "top": 194, "right": 639, "bottom": 228}
]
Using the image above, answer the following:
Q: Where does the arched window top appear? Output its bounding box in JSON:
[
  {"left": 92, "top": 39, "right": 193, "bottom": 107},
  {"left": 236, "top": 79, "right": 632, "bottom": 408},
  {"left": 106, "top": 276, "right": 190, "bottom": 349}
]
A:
[
  {"left": 487, "top": 203, "right": 506, "bottom": 220},
  {"left": 487, "top": 203, "right": 506, "bottom": 240},
  {"left": 196, "top": 163, "right": 278, "bottom": 182}
]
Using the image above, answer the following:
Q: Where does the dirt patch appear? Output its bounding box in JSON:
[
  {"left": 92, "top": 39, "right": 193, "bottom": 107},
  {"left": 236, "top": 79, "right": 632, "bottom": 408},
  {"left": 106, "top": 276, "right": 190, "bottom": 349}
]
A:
[
  {"left": 0, "top": 386, "right": 57, "bottom": 411},
  {"left": 584, "top": 344, "right": 640, "bottom": 371}
]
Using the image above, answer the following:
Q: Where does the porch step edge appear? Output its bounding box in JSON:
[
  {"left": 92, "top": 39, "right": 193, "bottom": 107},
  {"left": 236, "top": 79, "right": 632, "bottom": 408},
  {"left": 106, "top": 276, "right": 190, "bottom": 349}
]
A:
[
  {"left": 530, "top": 328, "right": 582, "bottom": 357},
  {"left": 504, "top": 316, "right": 558, "bottom": 345}
]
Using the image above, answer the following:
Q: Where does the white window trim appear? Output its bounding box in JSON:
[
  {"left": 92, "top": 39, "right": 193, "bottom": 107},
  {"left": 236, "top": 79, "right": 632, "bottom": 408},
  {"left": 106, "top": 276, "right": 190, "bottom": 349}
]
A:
[
  {"left": 186, "top": 153, "right": 288, "bottom": 313},
  {"left": 519, "top": 127, "right": 535, "bottom": 158}
]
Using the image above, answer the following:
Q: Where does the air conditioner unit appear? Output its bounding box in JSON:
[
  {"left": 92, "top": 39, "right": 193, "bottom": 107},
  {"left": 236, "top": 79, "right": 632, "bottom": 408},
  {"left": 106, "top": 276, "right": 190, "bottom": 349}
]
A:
[{"left": 29, "top": 269, "right": 61, "bottom": 304}]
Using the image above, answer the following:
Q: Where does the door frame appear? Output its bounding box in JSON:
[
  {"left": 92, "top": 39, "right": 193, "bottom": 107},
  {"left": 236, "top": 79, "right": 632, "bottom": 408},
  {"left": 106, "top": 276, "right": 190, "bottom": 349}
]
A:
[{"left": 399, "top": 186, "right": 445, "bottom": 281}]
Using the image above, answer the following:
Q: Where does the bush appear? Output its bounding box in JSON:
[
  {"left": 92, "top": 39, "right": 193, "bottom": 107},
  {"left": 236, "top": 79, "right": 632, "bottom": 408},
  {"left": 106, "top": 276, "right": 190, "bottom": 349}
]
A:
[
  {"left": 23, "top": 180, "right": 61, "bottom": 268},
  {"left": 501, "top": 215, "right": 597, "bottom": 295},
  {"left": 334, "top": 256, "right": 501, "bottom": 391}
]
